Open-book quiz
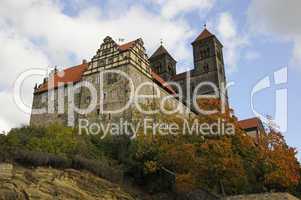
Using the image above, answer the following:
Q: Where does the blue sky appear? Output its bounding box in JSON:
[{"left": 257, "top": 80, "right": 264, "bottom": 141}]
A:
[{"left": 0, "top": 0, "right": 300, "bottom": 159}]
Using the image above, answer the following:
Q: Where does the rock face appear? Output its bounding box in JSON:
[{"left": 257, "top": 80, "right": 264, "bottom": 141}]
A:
[
  {"left": 224, "top": 193, "right": 300, "bottom": 200},
  {"left": 0, "top": 163, "right": 135, "bottom": 200}
]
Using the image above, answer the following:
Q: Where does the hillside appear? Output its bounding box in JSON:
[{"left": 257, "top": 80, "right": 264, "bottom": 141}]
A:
[
  {"left": 0, "top": 163, "right": 135, "bottom": 200},
  {"left": 1, "top": 117, "right": 301, "bottom": 198}
]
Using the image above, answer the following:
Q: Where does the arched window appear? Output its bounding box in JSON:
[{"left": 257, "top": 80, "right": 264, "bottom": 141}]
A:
[{"left": 206, "top": 48, "right": 210, "bottom": 57}]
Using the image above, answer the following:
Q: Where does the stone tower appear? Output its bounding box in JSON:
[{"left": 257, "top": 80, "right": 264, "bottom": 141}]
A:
[
  {"left": 149, "top": 45, "right": 176, "bottom": 81},
  {"left": 191, "top": 28, "right": 227, "bottom": 96},
  {"left": 171, "top": 28, "right": 228, "bottom": 109}
]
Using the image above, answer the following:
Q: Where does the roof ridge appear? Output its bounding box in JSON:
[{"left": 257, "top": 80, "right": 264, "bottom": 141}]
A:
[
  {"left": 150, "top": 44, "right": 174, "bottom": 60},
  {"left": 193, "top": 28, "right": 214, "bottom": 43},
  {"left": 62, "top": 63, "right": 88, "bottom": 71},
  {"left": 118, "top": 39, "right": 140, "bottom": 51}
]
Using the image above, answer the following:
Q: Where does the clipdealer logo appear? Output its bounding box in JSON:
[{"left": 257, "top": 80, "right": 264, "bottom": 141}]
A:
[{"left": 251, "top": 67, "right": 288, "bottom": 132}]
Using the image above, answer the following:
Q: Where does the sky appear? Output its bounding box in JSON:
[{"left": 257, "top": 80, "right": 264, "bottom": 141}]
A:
[{"left": 0, "top": 0, "right": 300, "bottom": 158}]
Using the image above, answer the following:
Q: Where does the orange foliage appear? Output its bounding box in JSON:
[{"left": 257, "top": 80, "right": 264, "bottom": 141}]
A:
[
  {"left": 132, "top": 99, "right": 300, "bottom": 195},
  {"left": 259, "top": 131, "right": 300, "bottom": 189},
  {"left": 176, "top": 173, "right": 196, "bottom": 193}
]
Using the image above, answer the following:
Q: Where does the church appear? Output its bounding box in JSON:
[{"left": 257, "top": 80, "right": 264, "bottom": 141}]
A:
[{"left": 30, "top": 27, "right": 229, "bottom": 127}]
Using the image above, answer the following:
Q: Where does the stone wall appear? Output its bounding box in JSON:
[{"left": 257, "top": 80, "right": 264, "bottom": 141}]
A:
[{"left": 30, "top": 36, "right": 193, "bottom": 128}]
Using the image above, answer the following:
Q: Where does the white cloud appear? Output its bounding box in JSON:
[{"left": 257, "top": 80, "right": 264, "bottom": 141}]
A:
[
  {"left": 0, "top": 0, "right": 212, "bottom": 131},
  {"left": 150, "top": 0, "right": 214, "bottom": 19},
  {"left": 0, "top": 25, "right": 50, "bottom": 89},
  {"left": 0, "top": 90, "right": 31, "bottom": 133},
  {"left": 216, "top": 12, "right": 248, "bottom": 72},
  {"left": 247, "top": 0, "right": 301, "bottom": 68},
  {"left": 0, "top": 0, "right": 197, "bottom": 65}
]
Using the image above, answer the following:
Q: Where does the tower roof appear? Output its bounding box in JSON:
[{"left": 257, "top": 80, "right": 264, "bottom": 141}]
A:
[
  {"left": 149, "top": 45, "right": 175, "bottom": 61},
  {"left": 193, "top": 28, "right": 214, "bottom": 43}
]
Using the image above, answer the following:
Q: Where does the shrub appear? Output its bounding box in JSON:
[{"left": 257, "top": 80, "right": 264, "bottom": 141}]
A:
[
  {"left": 13, "top": 150, "right": 72, "bottom": 169},
  {"left": 71, "top": 156, "right": 123, "bottom": 183}
]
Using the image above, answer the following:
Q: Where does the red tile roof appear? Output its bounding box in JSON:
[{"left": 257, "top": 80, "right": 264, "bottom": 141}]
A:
[
  {"left": 193, "top": 28, "right": 214, "bottom": 43},
  {"left": 151, "top": 70, "right": 176, "bottom": 95},
  {"left": 238, "top": 117, "right": 263, "bottom": 130},
  {"left": 35, "top": 63, "right": 88, "bottom": 93},
  {"left": 118, "top": 40, "right": 137, "bottom": 51}
]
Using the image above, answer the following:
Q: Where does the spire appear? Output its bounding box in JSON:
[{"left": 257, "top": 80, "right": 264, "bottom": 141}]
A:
[
  {"left": 149, "top": 45, "right": 171, "bottom": 59},
  {"left": 193, "top": 27, "right": 214, "bottom": 43}
]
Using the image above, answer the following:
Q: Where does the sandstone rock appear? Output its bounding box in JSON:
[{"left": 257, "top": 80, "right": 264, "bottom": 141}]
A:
[
  {"left": 224, "top": 193, "right": 300, "bottom": 200},
  {"left": 0, "top": 163, "right": 13, "bottom": 181},
  {"left": 0, "top": 163, "right": 135, "bottom": 200}
]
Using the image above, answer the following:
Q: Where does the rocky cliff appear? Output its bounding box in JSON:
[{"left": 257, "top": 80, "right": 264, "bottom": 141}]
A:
[
  {"left": 0, "top": 163, "right": 299, "bottom": 200},
  {"left": 0, "top": 163, "right": 135, "bottom": 200}
]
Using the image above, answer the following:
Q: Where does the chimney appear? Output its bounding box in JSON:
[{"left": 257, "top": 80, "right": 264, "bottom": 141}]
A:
[{"left": 82, "top": 59, "right": 87, "bottom": 64}]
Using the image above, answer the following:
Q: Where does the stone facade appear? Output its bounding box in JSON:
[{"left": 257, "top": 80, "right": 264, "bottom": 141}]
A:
[
  {"left": 149, "top": 45, "right": 177, "bottom": 81},
  {"left": 149, "top": 28, "right": 228, "bottom": 111},
  {"left": 30, "top": 28, "right": 226, "bottom": 127},
  {"left": 30, "top": 36, "right": 192, "bottom": 127}
]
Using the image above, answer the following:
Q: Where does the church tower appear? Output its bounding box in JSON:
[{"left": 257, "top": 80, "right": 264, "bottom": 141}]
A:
[
  {"left": 191, "top": 27, "right": 228, "bottom": 102},
  {"left": 149, "top": 45, "right": 176, "bottom": 81},
  {"left": 192, "top": 28, "right": 225, "bottom": 79}
]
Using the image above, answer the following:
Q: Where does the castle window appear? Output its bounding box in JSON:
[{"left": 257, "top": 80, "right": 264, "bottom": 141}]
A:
[
  {"left": 41, "top": 93, "right": 47, "bottom": 103},
  {"left": 107, "top": 73, "right": 117, "bottom": 84},
  {"left": 98, "top": 59, "right": 105, "bottom": 67},
  {"left": 96, "top": 108, "right": 100, "bottom": 115},
  {"left": 200, "top": 50, "right": 206, "bottom": 59},
  {"left": 86, "top": 96, "right": 91, "bottom": 104},
  {"left": 204, "top": 63, "right": 209, "bottom": 73},
  {"left": 205, "top": 48, "right": 210, "bottom": 57},
  {"left": 108, "top": 57, "right": 113, "bottom": 64},
  {"left": 199, "top": 47, "right": 210, "bottom": 59},
  {"left": 102, "top": 48, "right": 111, "bottom": 55},
  {"left": 138, "top": 59, "right": 142, "bottom": 65}
]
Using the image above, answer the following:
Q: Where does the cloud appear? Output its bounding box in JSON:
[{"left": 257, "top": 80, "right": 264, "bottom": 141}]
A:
[
  {"left": 0, "top": 0, "right": 197, "bottom": 65},
  {"left": 0, "top": 89, "right": 31, "bottom": 133},
  {"left": 215, "top": 12, "right": 248, "bottom": 72},
  {"left": 247, "top": 0, "right": 301, "bottom": 68},
  {"left": 150, "top": 0, "right": 214, "bottom": 19},
  {"left": 0, "top": 0, "right": 212, "bottom": 131},
  {"left": 0, "top": 25, "right": 50, "bottom": 89}
]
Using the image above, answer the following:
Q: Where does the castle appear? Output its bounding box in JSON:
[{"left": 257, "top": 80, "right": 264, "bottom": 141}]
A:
[{"left": 30, "top": 28, "right": 229, "bottom": 127}]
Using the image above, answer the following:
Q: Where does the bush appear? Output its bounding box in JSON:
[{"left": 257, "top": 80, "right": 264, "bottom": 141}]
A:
[
  {"left": 13, "top": 150, "right": 72, "bottom": 169},
  {"left": 72, "top": 156, "right": 123, "bottom": 183}
]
